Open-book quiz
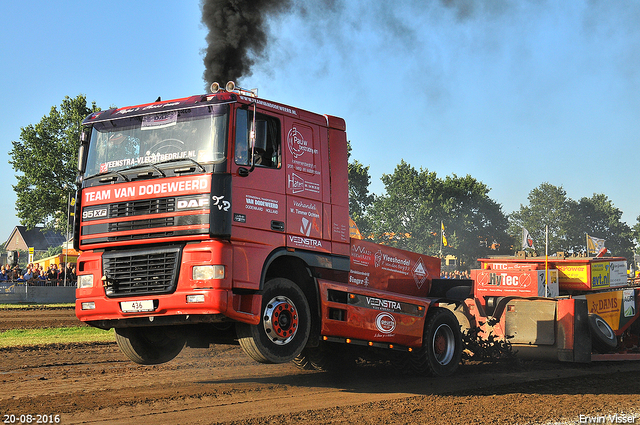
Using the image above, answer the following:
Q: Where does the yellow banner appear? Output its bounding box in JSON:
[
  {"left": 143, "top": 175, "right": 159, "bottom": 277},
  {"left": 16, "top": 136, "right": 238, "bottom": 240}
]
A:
[
  {"left": 587, "top": 291, "right": 623, "bottom": 330},
  {"left": 556, "top": 264, "right": 589, "bottom": 287}
]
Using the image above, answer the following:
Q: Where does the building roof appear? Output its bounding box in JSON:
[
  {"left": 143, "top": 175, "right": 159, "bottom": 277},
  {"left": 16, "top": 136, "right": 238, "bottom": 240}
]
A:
[{"left": 5, "top": 226, "right": 66, "bottom": 251}]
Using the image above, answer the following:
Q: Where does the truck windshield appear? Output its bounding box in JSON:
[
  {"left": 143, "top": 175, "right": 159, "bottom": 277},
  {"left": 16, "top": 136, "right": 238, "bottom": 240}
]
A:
[{"left": 85, "top": 105, "right": 229, "bottom": 176}]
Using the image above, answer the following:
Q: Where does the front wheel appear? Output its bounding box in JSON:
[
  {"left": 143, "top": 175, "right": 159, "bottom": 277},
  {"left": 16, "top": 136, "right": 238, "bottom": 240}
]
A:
[
  {"left": 237, "top": 278, "right": 311, "bottom": 364},
  {"left": 115, "top": 326, "right": 186, "bottom": 365},
  {"left": 410, "top": 308, "right": 462, "bottom": 377}
]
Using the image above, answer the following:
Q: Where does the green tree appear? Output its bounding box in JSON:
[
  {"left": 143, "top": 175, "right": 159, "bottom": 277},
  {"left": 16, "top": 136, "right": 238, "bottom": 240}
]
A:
[
  {"left": 9, "top": 95, "right": 99, "bottom": 232},
  {"left": 575, "top": 194, "right": 634, "bottom": 259},
  {"left": 367, "top": 160, "right": 510, "bottom": 267},
  {"left": 347, "top": 142, "right": 374, "bottom": 236},
  {"left": 368, "top": 161, "right": 442, "bottom": 254},
  {"left": 44, "top": 245, "right": 63, "bottom": 258},
  {"left": 509, "top": 183, "right": 576, "bottom": 254},
  {"left": 633, "top": 217, "right": 640, "bottom": 256},
  {"left": 509, "top": 184, "right": 634, "bottom": 259},
  {"left": 440, "top": 174, "right": 512, "bottom": 267}
]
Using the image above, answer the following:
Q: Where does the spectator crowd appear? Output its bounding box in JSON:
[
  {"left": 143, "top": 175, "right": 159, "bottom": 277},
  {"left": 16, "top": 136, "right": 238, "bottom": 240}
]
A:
[
  {"left": 0, "top": 262, "right": 76, "bottom": 286},
  {"left": 440, "top": 270, "right": 470, "bottom": 279}
]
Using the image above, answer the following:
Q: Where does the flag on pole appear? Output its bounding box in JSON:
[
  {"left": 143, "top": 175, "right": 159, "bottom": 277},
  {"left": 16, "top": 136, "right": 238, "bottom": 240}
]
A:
[
  {"left": 349, "top": 218, "right": 362, "bottom": 240},
  {"left": 522, "top": 228, "right": 535, "bottom": 250},
  {"left": 441, "top": 221, "right": 448, "bottom": 247},
  {"left": 68, "top": 195, "right": 76, "bottom": 219},
  {"left": 587, "top": 234, "right": 606, "bottom": 255}
]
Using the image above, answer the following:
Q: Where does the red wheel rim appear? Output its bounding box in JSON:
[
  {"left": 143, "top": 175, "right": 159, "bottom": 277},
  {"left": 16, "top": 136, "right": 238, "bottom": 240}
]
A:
[{"left": 263, "top": 296, "right": 299, "bottom": 345}]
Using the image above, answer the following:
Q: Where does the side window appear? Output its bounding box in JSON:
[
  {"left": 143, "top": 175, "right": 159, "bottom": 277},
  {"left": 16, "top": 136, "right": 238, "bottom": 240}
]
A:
[{"left": 234, "top": 108, "right": 281, "bottom": 168}]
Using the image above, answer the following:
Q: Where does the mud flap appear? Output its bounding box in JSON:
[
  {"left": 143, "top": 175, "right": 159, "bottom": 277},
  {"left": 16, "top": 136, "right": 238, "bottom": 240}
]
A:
[
  {"left": 555, "top": 298, "right": 591, "bottom": 363},
  {"left": 571, "top": 299, "right": 592, "bottom": 363},
  {"left": 210, "top": 173, "right": 232, "bottom": 238}
]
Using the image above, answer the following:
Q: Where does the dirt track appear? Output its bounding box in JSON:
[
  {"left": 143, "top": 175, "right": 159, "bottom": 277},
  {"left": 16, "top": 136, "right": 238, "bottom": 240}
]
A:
[{"left": 1, "top": 308, "right": 640, "bottom": 424}]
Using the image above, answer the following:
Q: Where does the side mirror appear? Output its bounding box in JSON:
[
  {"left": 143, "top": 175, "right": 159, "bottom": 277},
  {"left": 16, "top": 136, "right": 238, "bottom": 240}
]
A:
[
  {"left": 77, "top": 144, "right": 87, "bottom": 173},
  {"left": 77, "top": 129, "right": 90, "bottom": 174}
]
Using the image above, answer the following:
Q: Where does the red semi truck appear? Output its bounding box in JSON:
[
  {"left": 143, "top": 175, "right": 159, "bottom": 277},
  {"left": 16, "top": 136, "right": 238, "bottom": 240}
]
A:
[
  {"left": 74, "top": 83, "right": 466, "bottom": 376},
  {"left": 74, "top": 84, "right": 640, "bottom": 375}
]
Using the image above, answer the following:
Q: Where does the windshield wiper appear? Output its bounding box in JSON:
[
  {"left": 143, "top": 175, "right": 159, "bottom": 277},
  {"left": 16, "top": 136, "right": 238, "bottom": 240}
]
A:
[
  {"left": 123, "top": 162, "right": 167, "bottom": 178},
  {"left": 85, "top": 158, "right": 207, "bottom": 183},
  {"left": 156, "top": 157, "right": 207, "bottom": 173},
  {"left": 84, "top": 170, "right": 131, "bottom": 183}
]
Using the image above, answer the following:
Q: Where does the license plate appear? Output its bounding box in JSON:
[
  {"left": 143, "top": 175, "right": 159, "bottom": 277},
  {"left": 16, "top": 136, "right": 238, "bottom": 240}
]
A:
[{"left": 120, "top": 300, "right": 155, "bottom": 313}]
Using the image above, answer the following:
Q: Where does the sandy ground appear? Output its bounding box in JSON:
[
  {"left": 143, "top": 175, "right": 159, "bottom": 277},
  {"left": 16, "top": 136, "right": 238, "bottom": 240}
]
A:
[{"left": 1, "top": 307, "right": 640, "bottom": 425}]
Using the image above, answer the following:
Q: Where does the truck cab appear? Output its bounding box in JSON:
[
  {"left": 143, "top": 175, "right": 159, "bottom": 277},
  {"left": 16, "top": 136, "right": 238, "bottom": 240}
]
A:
[{"left": 75, "top": 84, "right": 462, "bottom": 376}]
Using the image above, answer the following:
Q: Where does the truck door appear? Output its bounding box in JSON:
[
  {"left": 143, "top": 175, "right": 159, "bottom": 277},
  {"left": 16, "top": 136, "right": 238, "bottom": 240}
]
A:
[{"left": 230, "top": 107, "right": 286, "bottom": 245}]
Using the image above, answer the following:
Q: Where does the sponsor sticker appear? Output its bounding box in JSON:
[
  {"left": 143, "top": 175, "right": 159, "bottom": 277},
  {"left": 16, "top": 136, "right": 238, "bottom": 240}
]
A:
[
  {"left": 623, "top": 289, "right": 636, "bottom": 318},
  {"left": 141, "top": 111, "right": 178, "bottom": 130},
  {"left": 245, "top": 194, "right": 278, "bottom": 214},
  {"left": 375, "top": 312, "right": 396, "bottom": 334},
  {"left": 591, "top": 262, "right": 610, "bottom": 289},
  {"left": 413, "top": 257, "right": 428, "bottom": 289},
  {"left": 348, "top": 293, "right": 423, "bottom": 317}
]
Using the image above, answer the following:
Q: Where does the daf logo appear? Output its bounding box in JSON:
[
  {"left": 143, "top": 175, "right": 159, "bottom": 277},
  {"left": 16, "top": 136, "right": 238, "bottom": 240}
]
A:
[{"left": 177, "top": 199, "right": 209, "bottom": 209}]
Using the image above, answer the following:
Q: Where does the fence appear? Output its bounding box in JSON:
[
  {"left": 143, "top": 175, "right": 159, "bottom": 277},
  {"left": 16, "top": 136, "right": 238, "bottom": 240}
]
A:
[{"left": 0, "top": 282, "right": 76, "bottom": 303}]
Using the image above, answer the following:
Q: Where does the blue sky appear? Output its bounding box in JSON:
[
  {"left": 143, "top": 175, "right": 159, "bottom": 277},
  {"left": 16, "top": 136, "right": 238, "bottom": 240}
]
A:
[{"left": 1, "top": 1, "right": 639, "bottom": 245}]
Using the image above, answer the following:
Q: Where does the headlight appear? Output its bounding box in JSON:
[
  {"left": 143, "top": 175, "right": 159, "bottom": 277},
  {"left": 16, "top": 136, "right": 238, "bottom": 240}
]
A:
[
  {"left": 77, "top": 274, "right": 94, "bottom": 289},
  {"left": 192, "top": 265, "right": 225, "bottom": 280}
]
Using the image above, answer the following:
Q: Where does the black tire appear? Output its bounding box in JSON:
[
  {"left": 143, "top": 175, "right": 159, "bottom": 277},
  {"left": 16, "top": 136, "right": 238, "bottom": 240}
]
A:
[
  {"left": 589, "top": 313, "right": 618, "bottom": 354},
  {"left": 389, "top": 349, "right": 413, "bottom": 375},
  {"left": 293, "top": 341, "right": 355, "bottom": 372},
  {"left": 410, "top": 308, "right": 462, "bottom": 377},
  {"left": 292, "top": 351, "right": 315, "bottom": 370},
  {"left": 115, "top": 326, "right": 186, "bottom": 365},
  {"left": 237, "top": 278, "right": 311, "bottom": 364}
]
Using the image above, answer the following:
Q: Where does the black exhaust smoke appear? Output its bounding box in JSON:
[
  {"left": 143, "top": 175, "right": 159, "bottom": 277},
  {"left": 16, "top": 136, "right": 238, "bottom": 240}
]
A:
[{"left": 201, "top": 0, "right": 291, "bottom": 89}]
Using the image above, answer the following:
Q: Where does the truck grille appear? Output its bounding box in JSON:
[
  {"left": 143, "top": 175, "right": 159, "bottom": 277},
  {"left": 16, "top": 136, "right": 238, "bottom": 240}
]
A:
[
  {"left": 102, "top": 246, "right": 181, "bottom": 297},
  {"left": 109, "top": 198, "right": 176, "bottom": 218},
  {"left": 108, "top": 217, "right": 175, "bottom": 232}
]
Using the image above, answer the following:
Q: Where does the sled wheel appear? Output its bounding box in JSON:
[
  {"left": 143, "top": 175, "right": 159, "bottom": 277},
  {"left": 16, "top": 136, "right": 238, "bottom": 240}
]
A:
[
  {"left": 115, "top": 326, "right": 186, "bottom": 365},
  {"left": 237, "top": 278, "right": 311, "bottom": 364},
  {"left": 412, "top": 308, "right": 462, "bottom": 377},
  {"left": 589, "top": 313, "right": 618, "bottom": 353}
]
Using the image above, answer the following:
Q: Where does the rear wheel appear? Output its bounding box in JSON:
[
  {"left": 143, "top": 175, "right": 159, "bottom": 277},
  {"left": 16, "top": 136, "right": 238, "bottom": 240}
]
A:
[
  {"left": 115, "top": 326, "right": 186, "bottom": 365},
  {"left": 237, "top": 278, "right": 311, "bottom": 364},
  {"left": 410, "top": 308, "right": 462, "bottom": 376}
]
